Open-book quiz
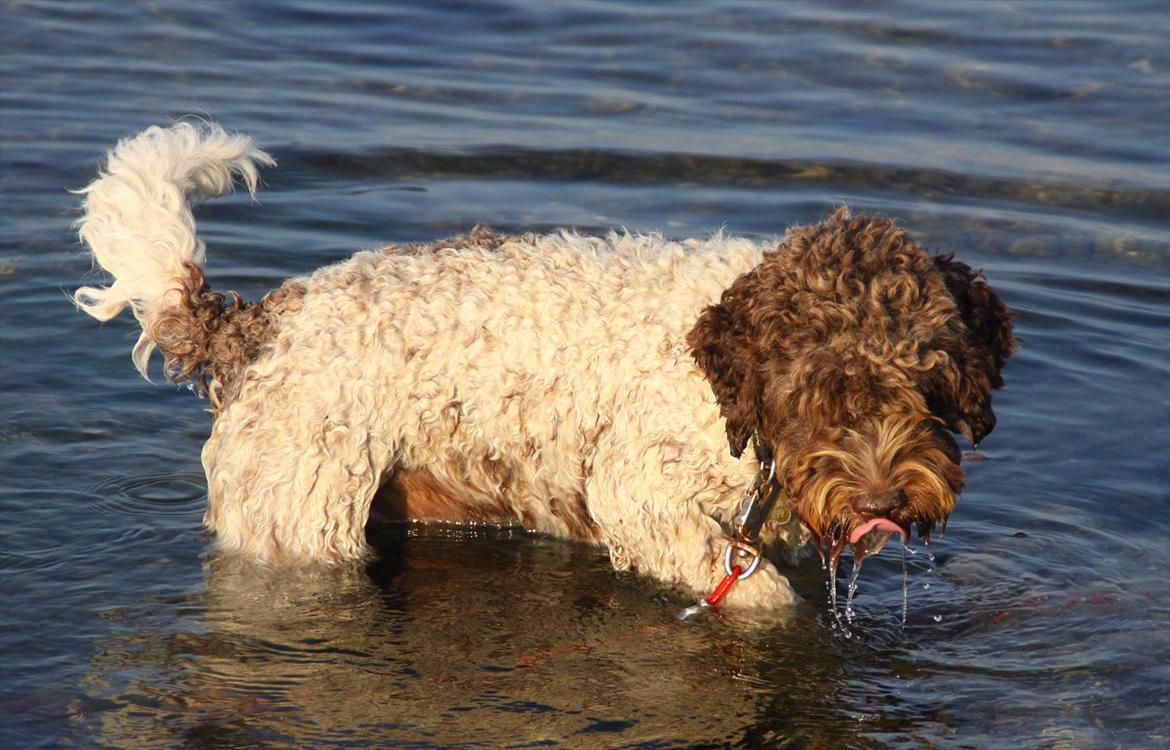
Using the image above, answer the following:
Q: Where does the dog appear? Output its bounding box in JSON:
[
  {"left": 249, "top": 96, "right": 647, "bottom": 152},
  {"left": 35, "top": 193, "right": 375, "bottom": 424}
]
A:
[{"left": 74, "top": 123, "right": 1014, "bottom": 610}]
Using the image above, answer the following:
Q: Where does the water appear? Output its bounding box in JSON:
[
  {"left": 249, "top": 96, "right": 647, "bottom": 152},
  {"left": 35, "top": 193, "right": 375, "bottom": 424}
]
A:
[{"left": 2, "top": 0, "right": 1168, "bottom": 747}]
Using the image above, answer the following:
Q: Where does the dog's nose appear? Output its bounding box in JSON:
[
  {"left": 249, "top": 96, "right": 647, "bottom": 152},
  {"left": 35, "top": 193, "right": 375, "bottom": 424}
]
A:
[{"left": 853, "top": 489, "right": 907, "bottom": 516}]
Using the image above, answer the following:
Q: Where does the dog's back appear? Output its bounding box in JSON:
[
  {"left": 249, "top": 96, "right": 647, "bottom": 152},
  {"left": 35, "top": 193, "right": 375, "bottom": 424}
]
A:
[{"left": 73, "top": 122, "right": 765, "bottom": 565}]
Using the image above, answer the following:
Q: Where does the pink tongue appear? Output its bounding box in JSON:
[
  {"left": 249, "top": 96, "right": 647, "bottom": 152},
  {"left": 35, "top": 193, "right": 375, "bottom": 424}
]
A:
[{"left": 848, "top": 518, "right": 908, "bottom": 545}]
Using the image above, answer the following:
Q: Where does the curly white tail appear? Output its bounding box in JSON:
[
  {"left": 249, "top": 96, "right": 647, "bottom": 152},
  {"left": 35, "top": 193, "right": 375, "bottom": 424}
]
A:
[{"left": 74, "top": 122, "right": 274, "bottom": 377}]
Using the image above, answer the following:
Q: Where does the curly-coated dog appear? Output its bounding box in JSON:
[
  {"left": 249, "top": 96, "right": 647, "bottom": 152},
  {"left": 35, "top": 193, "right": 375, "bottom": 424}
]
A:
[{"left": 74, "top": 123, "right": 1015, "bottom": 609}]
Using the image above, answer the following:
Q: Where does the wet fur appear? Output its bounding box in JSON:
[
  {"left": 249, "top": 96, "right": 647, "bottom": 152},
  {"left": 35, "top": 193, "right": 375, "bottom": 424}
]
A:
[
  {"left": 76, "top": 124, "right": 1015, "bottom": 609},
  {"left": 688, "top": 211, "right": 1016, "bottom": 560}
]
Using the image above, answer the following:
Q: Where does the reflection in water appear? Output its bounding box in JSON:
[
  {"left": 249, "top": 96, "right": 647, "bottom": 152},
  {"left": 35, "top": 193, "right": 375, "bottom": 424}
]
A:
[{"left": 72, "top": 525, "right": 890, "bottom": 748}]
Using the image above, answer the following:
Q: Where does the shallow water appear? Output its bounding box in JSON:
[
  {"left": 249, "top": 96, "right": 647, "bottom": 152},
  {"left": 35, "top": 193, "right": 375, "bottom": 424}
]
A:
[{"left": 1, "top": 1, "right": 1168, "bottom": 747}]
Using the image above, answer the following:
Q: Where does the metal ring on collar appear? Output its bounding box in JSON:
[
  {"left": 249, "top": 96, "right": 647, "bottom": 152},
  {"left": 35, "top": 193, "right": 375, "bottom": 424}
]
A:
[
  {"left": 760, "top": 458, "right": 776, "bottom": 485},
  {"left": 722, "top": 542, "right": 761, "bottom": 579}
]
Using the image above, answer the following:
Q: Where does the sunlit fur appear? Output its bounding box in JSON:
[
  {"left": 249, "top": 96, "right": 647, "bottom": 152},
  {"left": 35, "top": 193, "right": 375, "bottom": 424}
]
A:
[
  {"left": 74, "top": 123, "right": 1014, "bottom": 610},
  {"left": 689, "top": 207, "right": 1016, "bottom": 566},
  {"left": 73, "top": 122, "right": 273, "bottom": 378},
  {"left": 784, "top": 416, "right": 964, "bottom": 559}
]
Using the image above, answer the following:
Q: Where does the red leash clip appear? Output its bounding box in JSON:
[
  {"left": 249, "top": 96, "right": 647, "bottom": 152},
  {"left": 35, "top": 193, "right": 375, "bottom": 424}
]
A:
[
  {"left": 676, "top": 444, "right": 778, "bottom": 621},
  {"left": 676, "top": 541, "right": 762, "bottom": 619}
]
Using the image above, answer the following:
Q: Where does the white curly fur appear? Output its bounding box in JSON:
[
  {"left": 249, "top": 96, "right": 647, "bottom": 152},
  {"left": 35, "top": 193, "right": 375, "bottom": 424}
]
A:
[
  {"left": 73, "top": 122, "right": 273, "bottom": 376},
  {"left": 77, "top": 123, "right": 805, "bottom": 608}
]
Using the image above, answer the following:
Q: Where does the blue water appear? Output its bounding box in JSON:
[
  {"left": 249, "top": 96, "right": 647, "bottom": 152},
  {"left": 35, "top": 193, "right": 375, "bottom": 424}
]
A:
[{"left": 1, "top": 1, "right": 1167, "bottom": 748}]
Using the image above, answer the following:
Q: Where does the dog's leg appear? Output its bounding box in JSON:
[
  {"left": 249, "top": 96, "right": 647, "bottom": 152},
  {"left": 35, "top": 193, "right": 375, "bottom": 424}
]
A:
[
  {"left": 583, "top": 417, "right": 799, "bottom": 609},
  {"left": 201, "top": 400, "right": 388, "bottom": 564}
]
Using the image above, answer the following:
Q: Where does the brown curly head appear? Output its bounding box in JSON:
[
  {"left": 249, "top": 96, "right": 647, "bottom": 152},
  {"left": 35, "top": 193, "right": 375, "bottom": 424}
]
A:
[{"left": 688, "top": 209, "right": 1015, "bottom": 558}]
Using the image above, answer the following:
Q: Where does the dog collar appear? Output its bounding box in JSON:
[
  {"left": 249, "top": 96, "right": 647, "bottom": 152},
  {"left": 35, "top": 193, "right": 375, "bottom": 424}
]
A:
[{"left": 735, "top": 434, "right": 785, "bottom": 540}]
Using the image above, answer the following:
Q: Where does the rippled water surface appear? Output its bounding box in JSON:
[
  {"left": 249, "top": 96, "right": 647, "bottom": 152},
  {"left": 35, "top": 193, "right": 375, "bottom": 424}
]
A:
[{"left": 2, "top": 1, "right": 1168, "bottom": 748}]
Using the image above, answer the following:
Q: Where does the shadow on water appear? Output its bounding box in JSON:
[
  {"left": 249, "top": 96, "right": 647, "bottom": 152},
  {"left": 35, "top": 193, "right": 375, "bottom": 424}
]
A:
[
  {"left": 269, "top": 146, "right": 1170, "bottom": 268},
  {"left": 295, "top": 146, "right": 1170, "bottom": 225}
]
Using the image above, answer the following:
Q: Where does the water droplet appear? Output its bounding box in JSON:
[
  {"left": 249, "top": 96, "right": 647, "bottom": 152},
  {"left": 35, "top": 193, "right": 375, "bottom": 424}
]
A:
[
  {"left": 900, "top": 542, "right": 909, "bottom": 628},
  {"left": 829, "top": 556, "right": 840, "bottom": 617},
  {"left": 845, "top": 556, "right": 864, "bottom": 624},
  {"left": 827, "top": 553, "right": 853, "bottom": 638}
]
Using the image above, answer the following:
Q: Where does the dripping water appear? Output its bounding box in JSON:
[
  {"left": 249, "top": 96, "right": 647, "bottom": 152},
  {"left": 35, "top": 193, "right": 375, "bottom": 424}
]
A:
[
  {"left": 827, "top": 555, "right": 849, "bottom": 637},
  {"left": 845, "top": 547, "right": 875, "bottom": 625},
  {"left": 827, "top": 528, "right": 939, "bottom": 633},
  {"left": 820, "top": 534, "right": 853, "bottom": 638},
  {"left": 901, "top": 542, "right": 908, "bottom": 627}
]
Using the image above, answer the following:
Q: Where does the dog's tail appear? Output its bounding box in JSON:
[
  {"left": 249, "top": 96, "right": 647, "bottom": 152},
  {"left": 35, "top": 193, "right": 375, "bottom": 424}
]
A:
[{"left": 74, "top": 122, "right": 274, "bottom": 379}]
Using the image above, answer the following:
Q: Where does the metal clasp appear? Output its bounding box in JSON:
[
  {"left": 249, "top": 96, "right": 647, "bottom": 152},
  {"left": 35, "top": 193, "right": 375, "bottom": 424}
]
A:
[
  {"left": 733, "top": 458, "right": 777, "bottom": 542},
  {"left": 723, "top": 540, "right": 762, "bottom": 580}
]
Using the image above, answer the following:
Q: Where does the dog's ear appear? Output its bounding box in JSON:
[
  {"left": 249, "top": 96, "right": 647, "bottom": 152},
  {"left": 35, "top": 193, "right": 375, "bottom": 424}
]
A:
[
  {"left": 688, "top": 274, "right": 765, "bottom": 458},
  {"left": 933, "top": 254, "right": 1017, "bottom": 444},
  {"left": 933, "top": 254, "right": 1016, "bottom": 378}
]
